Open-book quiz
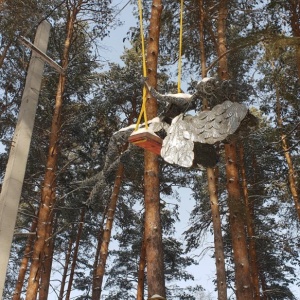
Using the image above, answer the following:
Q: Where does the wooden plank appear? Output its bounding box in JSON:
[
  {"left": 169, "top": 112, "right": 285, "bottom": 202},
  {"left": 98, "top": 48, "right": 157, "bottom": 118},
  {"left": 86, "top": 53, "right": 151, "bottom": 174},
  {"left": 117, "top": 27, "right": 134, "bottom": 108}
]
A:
[{"left": 128, "top": 132, "right": 162, "bottom": 155}]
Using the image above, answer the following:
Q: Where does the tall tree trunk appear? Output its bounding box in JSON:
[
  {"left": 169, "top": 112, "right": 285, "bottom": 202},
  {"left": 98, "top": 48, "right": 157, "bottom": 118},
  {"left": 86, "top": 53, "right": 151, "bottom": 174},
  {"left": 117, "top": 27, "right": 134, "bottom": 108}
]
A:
[
  {"left": 199, "top": 1, "right": 228, "bottom": 299},
  {"left": 92, "top": 223, "right": 105, "bottom": 296},
  {"left": 91, "top": 164, "right": 124, "bottom": 300},
  {"left": 39, "top": 198, "right": 57, "bottom": 300},
  {"left": 207, "top": 168, "right": 228, "bottom": 300},
  {"left": 65, "top": 208, "right": 85, "bottom": 300},
  {"left": 25, "top": 6, "right": 78, "bottom": 299},
  {"left": 216, "top": 1, "right": 253, "bottom": 299},
  {"left": 91, "top": 206, "right": 110, "bottom": 299},
  {"left": 144, "top": 0, "right": 165, "bottom": 298},
  {"left": 137, "top": 230, "right": 146, "bottom": 300},
  {"left": 13, "top": 216, "right": 38, "bottom": 300},
  {"left": 224, "top": 143, "right": 252, "bottom": 299},
  {"left": 199, "top": 0, "right": 207, "bottom": 85},
  {"left": 288, "top": 0, "right": 300, "bottom": 79},
  {"left": 275, "top": 83, "right": 300, "bottom": 219},
  {"left": 58, "top": 228, "right": 74, "bottom": 300},
  {"left": 238, "top": 145, "right": 260, "bottom": 300},
  {"left": 39, "top": 229, "right": 55, "bottom": 300}
]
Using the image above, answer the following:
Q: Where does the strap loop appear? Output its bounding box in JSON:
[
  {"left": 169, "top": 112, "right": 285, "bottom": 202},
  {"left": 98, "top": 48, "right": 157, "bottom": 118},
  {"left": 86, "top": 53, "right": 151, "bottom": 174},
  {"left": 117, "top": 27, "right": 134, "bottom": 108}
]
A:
[{"left": 135, "top": 0, "right": 148, "bottom": 130}]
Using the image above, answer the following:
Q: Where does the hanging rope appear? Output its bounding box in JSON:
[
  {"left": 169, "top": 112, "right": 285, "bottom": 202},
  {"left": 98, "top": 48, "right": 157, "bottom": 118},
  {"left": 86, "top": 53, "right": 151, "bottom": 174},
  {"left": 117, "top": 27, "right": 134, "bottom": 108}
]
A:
[
  {"left": 135, "top": 0, "right": 148, "bottom": 130},
  {"left": 177, "top": 0, "right": 184, "bottom": 93},
  {"left": 135, "top": 0, "right": 183, "bottom": 129}
]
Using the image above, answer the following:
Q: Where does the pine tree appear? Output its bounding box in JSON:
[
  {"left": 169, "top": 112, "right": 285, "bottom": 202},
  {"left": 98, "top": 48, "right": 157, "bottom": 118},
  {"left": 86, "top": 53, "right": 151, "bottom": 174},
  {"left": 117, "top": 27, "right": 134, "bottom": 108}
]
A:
[{"left": 143, "top": 0, "right": 166, "bottom": 298}]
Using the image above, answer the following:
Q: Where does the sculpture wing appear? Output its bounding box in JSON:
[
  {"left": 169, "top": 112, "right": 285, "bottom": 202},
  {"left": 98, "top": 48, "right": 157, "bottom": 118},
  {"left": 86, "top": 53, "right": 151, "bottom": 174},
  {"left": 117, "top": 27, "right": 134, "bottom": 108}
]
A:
[
  {"left": 191, "top": 101, "right": 248, "bottom": 144},
  {"left": 160, "top": 114, "right": 195, "bottom": 168},
  {"left": 160, "top": 101, "right": 248, "bottom": 168}
]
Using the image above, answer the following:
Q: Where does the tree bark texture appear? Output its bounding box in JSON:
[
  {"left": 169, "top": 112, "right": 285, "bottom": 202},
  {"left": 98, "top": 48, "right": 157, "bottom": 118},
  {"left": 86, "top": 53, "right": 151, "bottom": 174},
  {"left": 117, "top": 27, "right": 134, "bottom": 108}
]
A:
[
  {"left": 225, "top": 143, "right": 253, "bottom": 299},
  {"left": 58, "top": 228, "right": 74, "bottom": 300},
  {"left": 137, "top": 230, "right": 146, "bottom": 300},
  {"left": 25, "top": 5, "right": 79, "bottom": 299},
  {"left": 92, "top": 164, "right": 124, "bottom": 300},
  {"left": 216, "top": 1, "right": 253, "bottom": 299},
  {"left": 65, "top": 208, "right": 85, "bottom": 300},
  {"left": 144, "top": 0, "right": 166, "bottom": 298},
  {"left": 275, "top": 84, "right": 300, "bottom": 220},
  {"left": 13, "top": 217, "right": 38, "bottom": 300},
  {"left": 92, "top": 224, "right": 105, "bottom": 298},
  {"left": 239, "top": 145, "right": 260, "bottom": 300},
  {"left": 207, "top": 168, "right": 228, "bottom": 300},
  {"left": 91, "top": 206, "right": 109, "bottom": 299},
  {"left": 199, "top": 0, "right": 207, "bottom": 79},
  {"left": 39, "top": 212, "right": 57, "bottom": 300},
  {"left": 199, "top": 2, "right": 228, "bottom": 298},
  {"left": 288, "top": 0, "right": 300, "bottom": 80}
]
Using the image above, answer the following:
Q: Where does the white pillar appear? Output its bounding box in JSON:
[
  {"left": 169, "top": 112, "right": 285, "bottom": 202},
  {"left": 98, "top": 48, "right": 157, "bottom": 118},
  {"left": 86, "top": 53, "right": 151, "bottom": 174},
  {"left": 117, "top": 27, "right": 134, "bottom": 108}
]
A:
[{"left": 0, "top": 20, "right": 51, "bottom": 298}]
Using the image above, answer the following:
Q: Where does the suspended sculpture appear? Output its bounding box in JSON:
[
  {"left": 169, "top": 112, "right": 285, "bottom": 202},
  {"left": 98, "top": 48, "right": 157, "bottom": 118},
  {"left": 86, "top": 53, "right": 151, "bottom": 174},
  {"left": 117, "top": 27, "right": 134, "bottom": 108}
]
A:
[
  {"left": 141, "top": 77, "right": 256, "bottom": 168},
  {"left": 82, "top": 77, "right": 257, "bottom": 207},
  {"left": 159, "top": 101, "right": 248, "bottom": 167}
]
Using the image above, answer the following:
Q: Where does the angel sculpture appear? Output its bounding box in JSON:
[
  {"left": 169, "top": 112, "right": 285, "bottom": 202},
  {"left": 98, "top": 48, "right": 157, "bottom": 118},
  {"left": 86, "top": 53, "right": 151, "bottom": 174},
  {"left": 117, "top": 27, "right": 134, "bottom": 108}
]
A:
[
  {"left": 145, "top": 77, "right": 256, "bottom": 168},
  {"left": 82, "top": 78, "right": 256, "bottom": 207}
]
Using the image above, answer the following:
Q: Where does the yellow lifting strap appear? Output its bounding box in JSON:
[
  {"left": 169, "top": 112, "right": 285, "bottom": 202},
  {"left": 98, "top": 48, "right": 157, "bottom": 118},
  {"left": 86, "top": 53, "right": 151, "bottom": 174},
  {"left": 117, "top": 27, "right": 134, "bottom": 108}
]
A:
[
  {"left": 135, "top": 0, "right": 148, "bottom": 130},
  {"left": 178, "top": 0, "right": 184, "bottom": 93},
  {"left": 135, "top": 0, "right": 184, "bottom": 129}
]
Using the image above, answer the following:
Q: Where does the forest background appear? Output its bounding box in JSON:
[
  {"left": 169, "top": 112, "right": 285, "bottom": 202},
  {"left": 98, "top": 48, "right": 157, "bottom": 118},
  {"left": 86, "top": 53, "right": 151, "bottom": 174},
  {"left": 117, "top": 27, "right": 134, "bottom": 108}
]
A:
[{"left": 0, "top": 0, "right": 299, "bottom": 299}]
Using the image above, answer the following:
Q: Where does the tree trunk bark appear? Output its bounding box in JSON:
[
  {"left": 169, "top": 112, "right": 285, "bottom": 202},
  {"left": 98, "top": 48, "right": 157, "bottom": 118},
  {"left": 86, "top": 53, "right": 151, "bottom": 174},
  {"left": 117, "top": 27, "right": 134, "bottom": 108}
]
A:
[
  {"left": 238, "top": 145, "right": 260, "bottom": 300},
  {"left": 199, "top": 1, "right": 228, "bottom": 298},
  {"left": 25, "top": 6, "right": 78, "bottom": 299},
  {"left": 39, "top": 218, "right": 55, "bottom": 300},
  {"left": 92, "top": 225, "right": 104, "bottom": 297},
  {"left": 65, "top": 208, "right": 85, "bottom": 300},
  {"left": 91, "top": 205, "right": 110, "bottom": 299},
  {"left": 13, "top": 217, "right": 38, "bottom": 300},
  {"left": 137, "top": 230, "right": 146, "bottom": 300},
  {"left": 144, "top": 0, "right": 165, "bottom": 298},
  {"left": 216, "top": 2, "right": 253, "bottom": 299},
  {"left": 225, "top": 143, "right": 253, "bottom": 299},
  {"left": 91, "top": 164, "right": 124, "bottom": 300},
  {"left": 58, "top": 227, "right": 74, "bottom": 300},
  {"left": 199, "top": 0, "right": 207, "bottom": 80},
  {"left": 39, "top": 195, "right": 57, "bottom": 300},
  {"left": 275, "top": 83, "right": 300, "bottom": 219},
  {"left": 207, "top": 168, "right": 228, "bottom": 300},
  {"left": 288, "top": 1, "right": 300, "bottom": 79}
]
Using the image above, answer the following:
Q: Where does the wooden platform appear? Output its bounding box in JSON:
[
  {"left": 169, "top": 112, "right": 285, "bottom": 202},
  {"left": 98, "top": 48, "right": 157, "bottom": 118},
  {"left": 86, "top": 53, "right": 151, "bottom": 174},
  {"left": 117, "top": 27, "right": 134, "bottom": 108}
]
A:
[{"left": 128, "top": 131, "right": 163, "bottom": 155}]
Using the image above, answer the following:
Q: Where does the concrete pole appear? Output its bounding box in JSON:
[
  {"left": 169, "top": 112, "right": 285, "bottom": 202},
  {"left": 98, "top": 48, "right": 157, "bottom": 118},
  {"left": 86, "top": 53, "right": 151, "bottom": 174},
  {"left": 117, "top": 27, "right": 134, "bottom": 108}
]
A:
[{"left": 0, "top": 20, "right": 50, "bottom": 298}]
